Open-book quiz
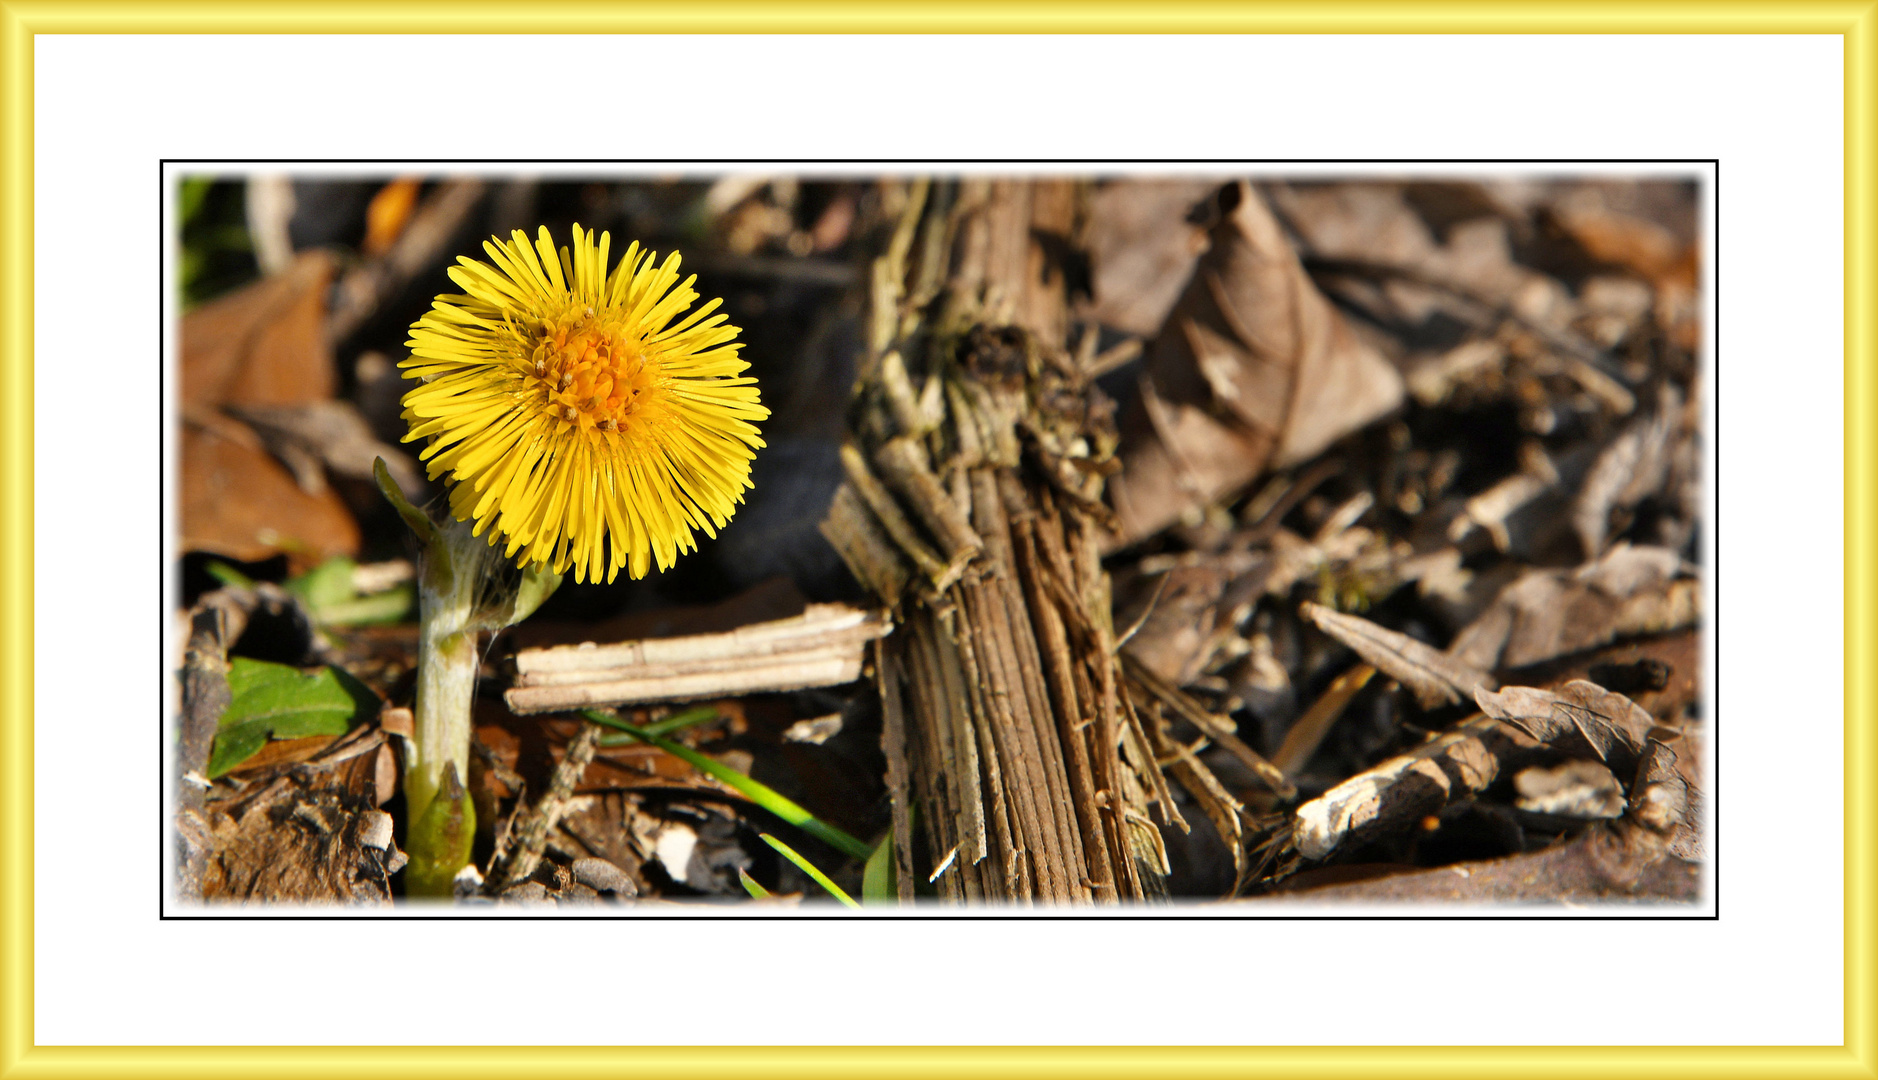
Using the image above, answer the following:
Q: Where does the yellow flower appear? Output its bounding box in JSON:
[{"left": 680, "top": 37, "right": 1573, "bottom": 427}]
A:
[{"left": 400, "top": 225, "right": 767, "bottom": 583}]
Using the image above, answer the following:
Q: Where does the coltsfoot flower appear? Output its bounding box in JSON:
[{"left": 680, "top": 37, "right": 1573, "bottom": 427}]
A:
[{"left": 401, "top": 225, "right": 767, "bottom": 583}]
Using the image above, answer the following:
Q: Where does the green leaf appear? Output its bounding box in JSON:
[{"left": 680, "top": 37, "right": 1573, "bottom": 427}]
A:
[
  {"left": 204, "top": 724, "right": 268, "bottom": 781},
  {"left": 286, "top": 556, "right": 359, "bottom": 612},
  {"left": 206, "top": 658, "right": 374, "bottom": 778},
  {"left": 581, "top": 709, "right": 872, "bottom": 860},
  {"left": 179, "top": 177, "right": 214, "bottom": 222},
  {"left": 203, "top": 560, "right": 255, "bottom": 590},
  {"left": 311, "top": 585, "right": 414, "bottom": 627},
  {"left": 283, "top": 555, "right": 414, "bottom": 626},
  {"left": 862, "top": 827, "right": 895, "bottom": 904},
  {"left": 761, "top": 833, "right": 858, "bottom": 908}
]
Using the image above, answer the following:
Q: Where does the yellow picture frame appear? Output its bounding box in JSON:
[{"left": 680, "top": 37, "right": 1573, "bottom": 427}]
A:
[{"left": 4, "top": 4, "right": 1872, "bottom": 1076}]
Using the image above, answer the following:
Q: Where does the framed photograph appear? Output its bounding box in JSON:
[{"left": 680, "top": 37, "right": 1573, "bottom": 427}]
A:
[
  {"left": 161, "top": 160, "right": 1715, "bottom": 919},
  {"left": 5, "top": 7, "right": 1868, "bottom": 1074}
]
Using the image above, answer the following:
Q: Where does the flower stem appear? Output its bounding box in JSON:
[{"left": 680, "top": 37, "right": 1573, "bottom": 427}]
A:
[
  {"left": 402, "top": 518, "right": 488, "bottom": 898},
  {"left": 372, "top": 458, "right": 562, "bottom": 900}
]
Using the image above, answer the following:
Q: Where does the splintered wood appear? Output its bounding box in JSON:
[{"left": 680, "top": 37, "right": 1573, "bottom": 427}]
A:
[
  {"left": 504, "top": 605, "right": 891, "bottom": 714},
  {"left": 822, "top": 179, "right": 1244, "bottom": 904}
]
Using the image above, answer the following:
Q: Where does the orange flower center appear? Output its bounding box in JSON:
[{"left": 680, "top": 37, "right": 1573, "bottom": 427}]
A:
[{"left": 525, "top": 311, "right": 661, "bottom": 435}]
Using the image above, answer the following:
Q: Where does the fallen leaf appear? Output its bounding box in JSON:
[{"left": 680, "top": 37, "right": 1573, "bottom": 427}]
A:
[
  {"left": 208, "top": 658, "right": 377, "bottom": 778},
  {"left": 1081, "top": 178, "right": 1217, "bottom": 336},
  {"left": 1301, "top": 601, "right": 1496, "bottom": 709},
  {"left": 1572, "top": 384, "right": 1682, "bottom": 558},
  {"left": 1106, "top": 182, "right": 1405, "bottom": 548},
  {"left": 1473, "top": 679, "right": 1652, "bottom": 776},
  {"left": 1548, "top": 184, "right": 1691, "bottom": 283},
  {"left": 1628, "top": 739, "right": 1692, "bottom": 838},
  {"left": 227, "top": 399, "right": 423, "bottom": 497},
  {"left": 180, "top": 423, "right": 361, "bottom": 564},
  {"left": 1447, "top": 544, "right": 1696, "bottom": 671},
  {"left": 181, "top": 250, "right": 336, "bottom": 408},
  {"left": 1117, "top": 563, "right": 1232, "bottom": 685},
  {"left": 200, "top": 773, "right": 398, "bottom": 904}
]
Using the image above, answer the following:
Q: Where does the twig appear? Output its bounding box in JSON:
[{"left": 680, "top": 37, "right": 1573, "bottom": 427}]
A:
[
  {"left": 1271, "top": 663, "right": 1377, "bottom": 778},
  {"left": 329, "top": 178, "right": 487, "bottom": 343},
  {"left": 1112, "top": 568, "right": 1172, "bottom": 652},
  {"left": 1123, "top": 653, "right": 1296, "bottom": 801},
  {"left": 506, "top": 605, "right": 891, "bottom": 714},
  {"left": 483, "top": 719, "right": 602, "bottom": 894}
]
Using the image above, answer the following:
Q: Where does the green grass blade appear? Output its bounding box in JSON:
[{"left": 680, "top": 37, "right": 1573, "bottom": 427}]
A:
[
  {"left": 580, "top": 709, "right": 871, "bottom": 860},
  {"left": 738, "top": 867, "right": 772, "bottom": 900},
  {"left": 862, "top": 827, "right": 895, "bottom": 904},
  {"left": 596, "top": 705, "right": 722, "bottom": 747},
  {"left": 203, "top": 560, "right": 256, "bottom": 589},
  {"left": 760, "top": 833, "right": 858, "bottom": 909},
  {"left": 643, "top": 705, "right": 722, "bottom": 738}
]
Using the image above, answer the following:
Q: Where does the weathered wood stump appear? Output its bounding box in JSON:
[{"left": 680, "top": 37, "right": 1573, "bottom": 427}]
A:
[{"left": 822, "top": 179, "right": 1215, "bottom": 903}]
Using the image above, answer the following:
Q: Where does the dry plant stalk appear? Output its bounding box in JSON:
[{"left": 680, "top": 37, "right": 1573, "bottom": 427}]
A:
[
  {"left": 821, "top": 179, "right": 1242, "bottom": 903},
  {"left": 505, "top": 604, "right": 890, "bottom": 714}
]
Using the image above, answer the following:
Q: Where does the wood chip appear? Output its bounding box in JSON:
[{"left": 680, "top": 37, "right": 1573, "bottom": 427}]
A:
[{"left": 1292, "top": 714, "right": 1510, "bottom": 861}]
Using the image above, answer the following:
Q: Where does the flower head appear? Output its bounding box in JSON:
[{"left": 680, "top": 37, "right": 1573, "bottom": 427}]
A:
[{"left": 401, "top": 225, "right": 767, "bottom": 583}]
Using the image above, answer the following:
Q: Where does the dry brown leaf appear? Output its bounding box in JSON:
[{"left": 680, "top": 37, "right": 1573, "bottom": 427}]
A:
[
  {"left": 1549, "top": 184, "right": 1690, "bottom": 283},
  {"left": 181, "top": 250, "right": 336, "bottom": 408},
  {"left": 1301, "top": 601, "right": 1496, "bottom": 709},
  {"left": 180, "top": 423, "right": 361, "bottom": 564},
  {"left": 1116, "top": 563, "right": 1232, "bottom": 685},
  {"left": 178, "top": 250, "right": 361, "bottom": 563},
  {"left": 1572, "top": 384, "right": 1682, "bottom": 558},
  {"left": 1268, "top": 182, "right": 1440, "bottom": 269},
  {"left": 200, "top": 774, "right": 397, "bottom": 904},
  {"left": 1268, "top": 181, "right": 1549, "bottom": 318},
  {"left": 1473, "top": 679, "right": 1653, "bottom": 776},
  {"left": 1106, "top": 182, "right": 1405, "bottom": 547},
  {"left": 226, "top": 399, "right": 423, "bottom": 498},
  {"left": 1081, "top": 178, "right": 1217, "bottom": 336},
  {"left": 1629, "top": 739, "right": 1691, "bottom": 837},
  {"left": 1447, "top": 544, "right": 1696, "bottom": 671}
]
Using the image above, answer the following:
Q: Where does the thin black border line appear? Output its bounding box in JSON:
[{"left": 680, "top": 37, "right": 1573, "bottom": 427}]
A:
[
  {"left": 164, "top": 157, "right": 1720, "bottom": 166},
  {"left": 160, "top": 158, "right": 1720, "bottom": 923},
  {"left": 1711, "top": 160, "right": 1720, "bottom": 926}
]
